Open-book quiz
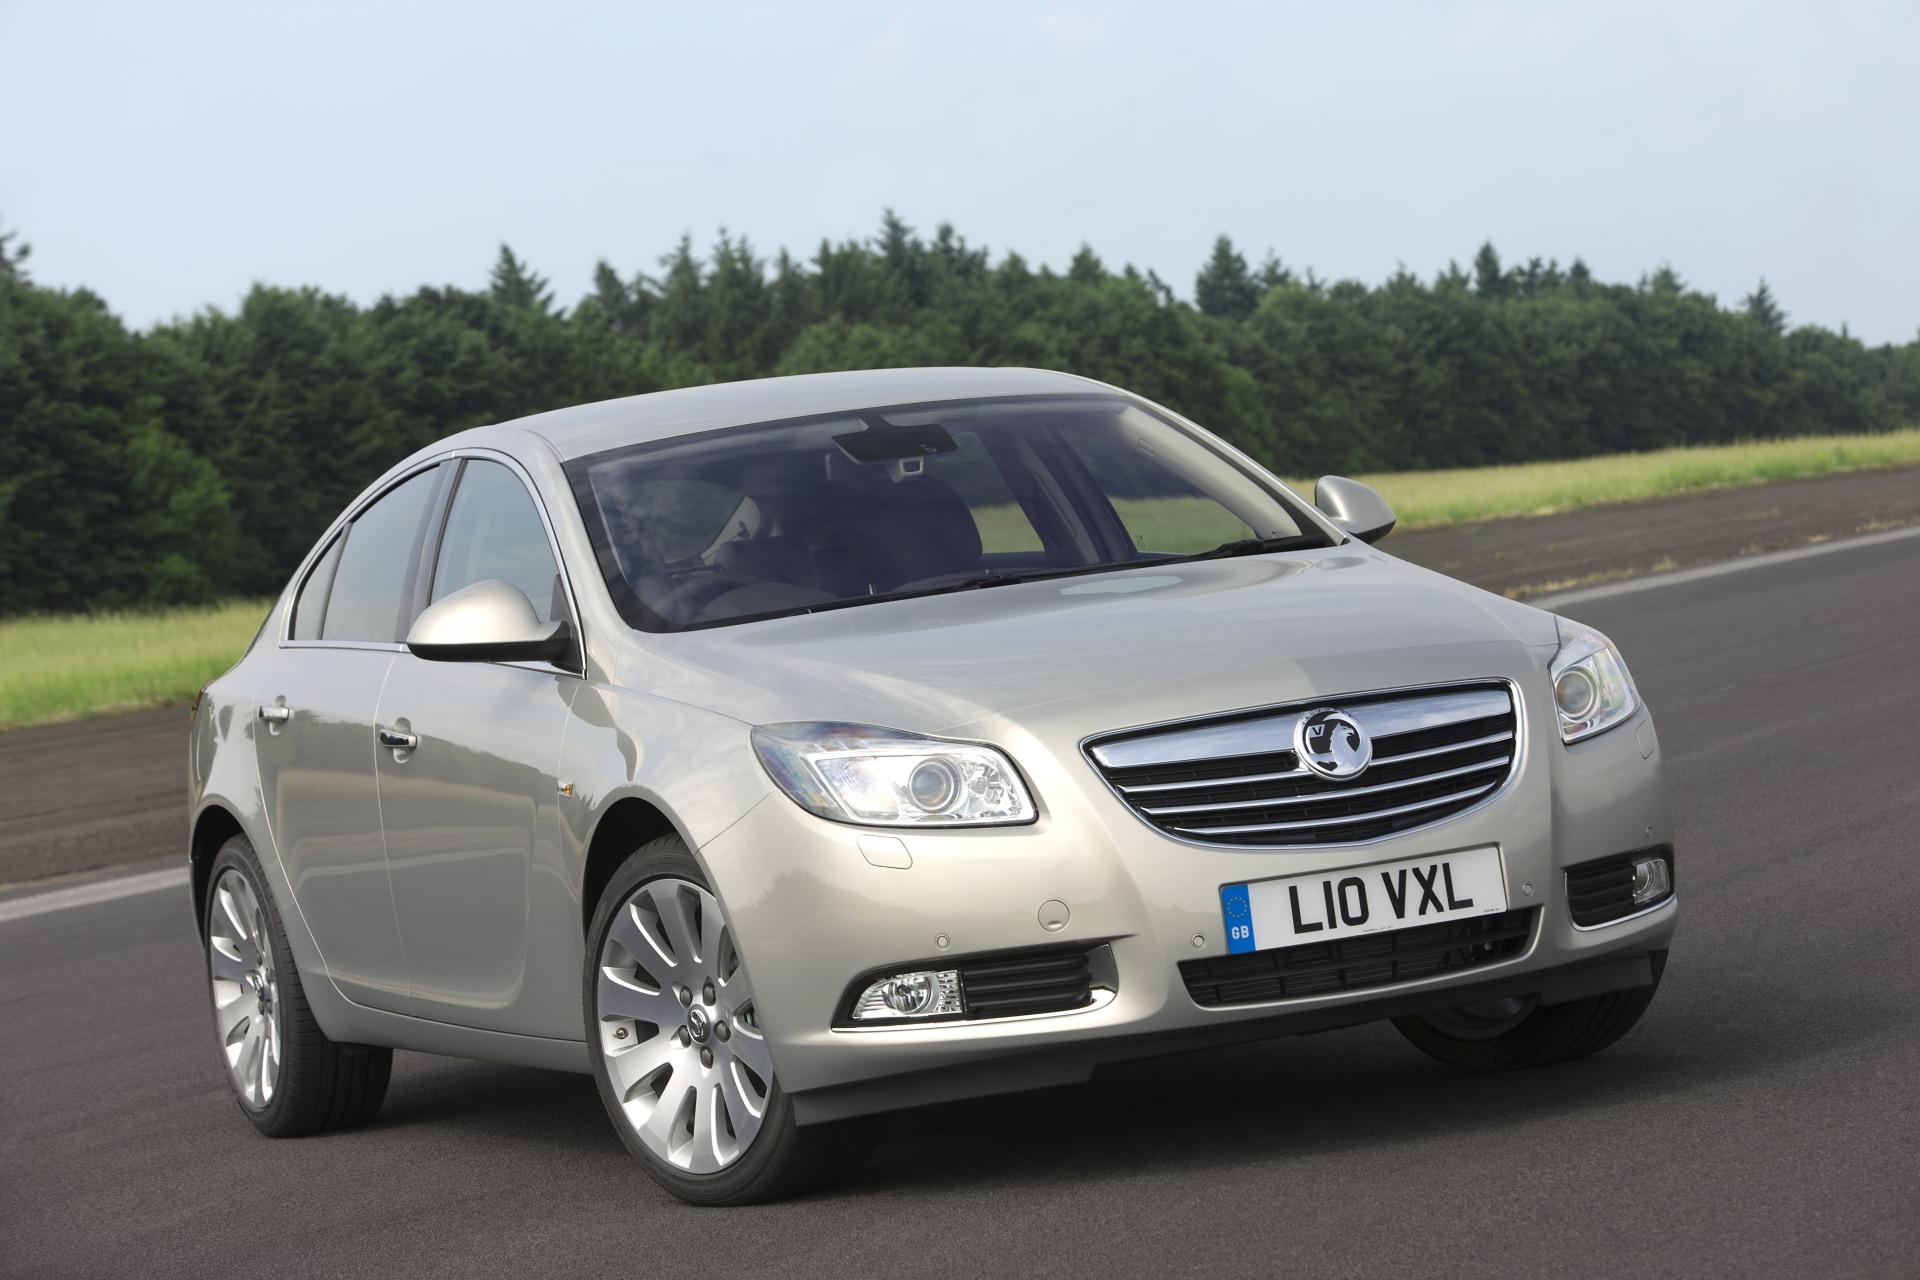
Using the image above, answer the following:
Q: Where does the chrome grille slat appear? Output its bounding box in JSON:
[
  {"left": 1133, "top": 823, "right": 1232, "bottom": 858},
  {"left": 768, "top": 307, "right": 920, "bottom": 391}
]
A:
[
  {"left": 1087, "top": 683, "right": 1520, "bottom": 847},
  {"left": 1113, "top": 728, "right": 1513, "bottom": 796},
  {"left": 1118, "top": 765, "right": 1309, "bottom": 795},
  {"left": 1375, "top": 728, "right": 1514, "bottom": 766},
  {"left": 1140, "top": 757, "right": 1511, "bottom": 817},
  {"left": 1088, "top": 687, "right": 1511, "bottom": 771},
  {"left": 1170, "top": 781, "right": 1500, "bottom": 837}
]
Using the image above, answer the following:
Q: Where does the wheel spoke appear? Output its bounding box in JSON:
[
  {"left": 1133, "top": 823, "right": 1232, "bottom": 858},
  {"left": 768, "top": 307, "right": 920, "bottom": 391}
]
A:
[
  {"left": 727, "top": 1015, "right": 775, "bottom": 1081},
  {"left": 721, "top": 1058, "right": 767, "bottom": 1152},
  {"left": 646, "top": 882, "right": 702, "bottom": 970},
  {"left": 609, "top": 900, "right": 678, "bottom": 979},
  {"left": 213, "top": 987, "right": 251, "bottom": 1038},
  {"left": 685, "top": 1081, "right": 726, "bottom": 1174},
  {"left": 596, "top": 968, "right": 683, "bottom": 1030},
  {"left": 642, "top": 1080, "right": 696, "bottom": 1163},
  {"left": 693, "top": 890, "right": 724, "bottom": 972},
  {"left": 208, "top": 939, "right": 250, "bottom": 983},
  {"left": 603, "top": 1026, "right": 682, "bottom": 1098}
]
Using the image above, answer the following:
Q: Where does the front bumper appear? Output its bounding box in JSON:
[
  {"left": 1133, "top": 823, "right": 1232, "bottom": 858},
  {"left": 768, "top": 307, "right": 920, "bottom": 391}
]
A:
[{"left": 697, "top": 701, "right": 1675, "bottom": 1125}]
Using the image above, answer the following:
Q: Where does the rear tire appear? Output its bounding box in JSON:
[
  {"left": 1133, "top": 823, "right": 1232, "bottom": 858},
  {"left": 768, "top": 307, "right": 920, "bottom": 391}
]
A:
[
  {"left": 1392, "top": 952, "right": 1667, "bottom": 1071},
  {"left": 584, "top": 833, "right": 878, "bottom": 1205},
  {"left": 202, "top": 835, "right": 392, "bottom": 1136}
]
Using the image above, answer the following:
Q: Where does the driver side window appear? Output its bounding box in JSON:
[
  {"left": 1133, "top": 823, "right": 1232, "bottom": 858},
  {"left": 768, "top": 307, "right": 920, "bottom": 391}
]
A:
[{"left": 430, "top": 460, "right": 569, "bottom": 624}]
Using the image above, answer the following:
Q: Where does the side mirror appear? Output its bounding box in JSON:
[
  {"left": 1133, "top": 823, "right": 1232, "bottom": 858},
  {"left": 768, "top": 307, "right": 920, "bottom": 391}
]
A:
[
  {"left": 1313, "top": 475, "right": 1397, "bottom": 544},
  {"left": 407, "top": 579, "right": 577, "bottom": 669}
]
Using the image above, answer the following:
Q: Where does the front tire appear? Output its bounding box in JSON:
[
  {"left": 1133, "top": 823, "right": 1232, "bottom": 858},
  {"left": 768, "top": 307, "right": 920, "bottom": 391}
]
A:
[
  {"left": 202, "top": 835, "right": 391, "bottom": 1136},
  {"left": 1392, "top": 952, "right": 1667, "bottom": 1071},
  {"left": 584, "top": 834, "right": 877, "bottom": 1205}
]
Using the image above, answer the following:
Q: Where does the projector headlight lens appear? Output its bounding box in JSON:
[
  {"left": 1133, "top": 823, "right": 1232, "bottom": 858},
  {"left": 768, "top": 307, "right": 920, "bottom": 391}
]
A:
[
  {"left": 752, "top": 723, "right": 1036, "bottom": 827},
  {"left": 1549, "top": 619, "right": 1640, "bottom": 743}
]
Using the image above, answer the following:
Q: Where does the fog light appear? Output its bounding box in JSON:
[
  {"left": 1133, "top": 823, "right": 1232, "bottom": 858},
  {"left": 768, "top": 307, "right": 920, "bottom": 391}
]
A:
[
  {"left": 1630, "top": 855, "right": 1672, "bottom": 906},
  {"left": 850, "top": 969, "right": 963, "bottom": 1021}
]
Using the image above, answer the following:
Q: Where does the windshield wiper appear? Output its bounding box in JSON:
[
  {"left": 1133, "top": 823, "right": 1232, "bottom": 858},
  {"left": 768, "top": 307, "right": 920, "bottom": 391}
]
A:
[
  {"left": 1173, "top": 533, "right": 1327, "bottom": 563},
  {"left": 891, "top": 566, "right": 1094, "bottom": 597}
]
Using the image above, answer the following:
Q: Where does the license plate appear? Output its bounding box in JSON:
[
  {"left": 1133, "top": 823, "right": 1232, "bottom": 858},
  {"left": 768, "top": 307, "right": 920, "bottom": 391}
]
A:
[{"left": 1220, "top": 847, "right": 1507, "bottom": 954}]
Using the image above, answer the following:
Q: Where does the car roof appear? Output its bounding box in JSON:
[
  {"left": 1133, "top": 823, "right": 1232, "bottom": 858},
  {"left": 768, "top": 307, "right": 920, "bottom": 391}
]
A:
[{"left": 480, "top": 367, "right": 1116, "bottom": 462}]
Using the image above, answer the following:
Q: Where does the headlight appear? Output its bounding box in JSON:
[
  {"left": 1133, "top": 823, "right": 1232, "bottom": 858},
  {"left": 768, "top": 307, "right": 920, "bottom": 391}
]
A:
[
  {"left": 751, "top": 722, "right": 1037, "bottom": 827},
  {"left": 1549, "top": 619, "right": 1640, "bottom": 743}
]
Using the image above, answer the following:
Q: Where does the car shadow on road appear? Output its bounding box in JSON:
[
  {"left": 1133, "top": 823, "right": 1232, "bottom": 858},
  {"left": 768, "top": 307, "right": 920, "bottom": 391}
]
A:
[
  {"left": 353, "top": 969, "right": 1880, "bottom": 1203},
  {"left": 835, "top": 984, "right": 1881, "bottom": 1200}
]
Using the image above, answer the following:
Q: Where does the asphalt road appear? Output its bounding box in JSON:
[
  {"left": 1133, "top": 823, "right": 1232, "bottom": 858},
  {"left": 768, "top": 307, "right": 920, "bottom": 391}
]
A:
[{"left": 4, "top": 532, "right": 1919, "bottom": 1279}]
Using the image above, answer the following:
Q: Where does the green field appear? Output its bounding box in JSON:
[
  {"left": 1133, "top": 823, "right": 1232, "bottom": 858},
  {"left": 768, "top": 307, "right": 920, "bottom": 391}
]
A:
[
  {"left": 0, "top": 601, "right": 270, "bottom": 730},
  {"left": 3, "top": 429, "right": 1917, "bottom": 730},
  {"left": 1331, "top": 428, "right": 1920, "bottom": 530}
]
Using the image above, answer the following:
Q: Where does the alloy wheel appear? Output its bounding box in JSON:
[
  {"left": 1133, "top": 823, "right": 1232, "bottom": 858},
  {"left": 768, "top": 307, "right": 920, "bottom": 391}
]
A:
[
  {"left": 594, "top": 877, "right": 773, "bottom": 1173},
  {"left": 207, "top": 868, "right": 280, "bottom": 1108}
]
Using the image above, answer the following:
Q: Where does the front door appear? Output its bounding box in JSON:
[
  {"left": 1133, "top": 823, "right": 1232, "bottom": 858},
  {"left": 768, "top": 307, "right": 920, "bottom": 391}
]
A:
[
  {"left": 374, "top": 660, "right": 576, "bottom": 1032},
  {"left": 373, "top": 455, "right": 584, "bottom": 1035}
]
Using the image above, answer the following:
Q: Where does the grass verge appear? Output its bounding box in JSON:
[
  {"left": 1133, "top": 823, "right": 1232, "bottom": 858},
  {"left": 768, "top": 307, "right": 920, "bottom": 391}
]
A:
[
  {"left": 1324, "top": 428, "right": 1920, "bottom": 530},
  {"left": 0, "top": 601, "right": 271, "bottom": 730}
]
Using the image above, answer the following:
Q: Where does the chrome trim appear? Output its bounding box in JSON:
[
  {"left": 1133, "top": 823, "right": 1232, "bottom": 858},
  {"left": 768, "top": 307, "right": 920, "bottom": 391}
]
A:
[
  {"left": 1140, "top": 757, "right": 1511, "bottom": 817},
  {"left": 275, "top": 446, "right": 587, "bottom": 676},
  {"left": 1119, "top": 765, "right": 1307, "bottom": 795},
  {"left": 1088, "top": 687, "right": 1511, "bottom": 770},
  {"left": 1079, "top": 678, "right": 1527, "bottom": 852},
  {"left": 1117, "top": 730, "right": 1513, "bottom": 795},
  {"left": 1379, "top": 729, "right": 1515, "bottom": 766},
  {"left": 832, "top": 985, "right": 1118, "bottom": 1034},
  {"left": 1169, "top": 781, "right": 1500, "bottom": 837},
  {"left": 1569, "top": 892, "right": 1678, "bottom": 933}
]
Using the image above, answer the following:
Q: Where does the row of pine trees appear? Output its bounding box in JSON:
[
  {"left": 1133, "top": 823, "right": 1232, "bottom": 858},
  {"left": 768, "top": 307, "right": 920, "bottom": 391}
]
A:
[{"left": 2, "top": 215, "right": 1916, "bottom": 613}]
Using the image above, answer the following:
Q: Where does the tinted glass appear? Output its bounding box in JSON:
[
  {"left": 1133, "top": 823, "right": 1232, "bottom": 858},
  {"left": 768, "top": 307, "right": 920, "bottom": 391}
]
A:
[
  {"left": 321, "top": 467, "right": 438, "bottom": 642},
  {"left": 290, "top": 535, "right": 343, "bottom": 641},
  {"left": 431, "top": 460, "right": 566, "bottom": 623},
  {"left": 569, "top": 395, "right": 1322, "bottom": 631}
]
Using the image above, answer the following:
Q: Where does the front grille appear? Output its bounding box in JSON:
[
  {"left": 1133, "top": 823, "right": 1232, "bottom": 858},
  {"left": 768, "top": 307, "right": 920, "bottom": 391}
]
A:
[
  {"left": 1566, "top": 847, "right": 1674, "bottom": 926},
  {"left": 1180, "top": 909, "right": 1536, "bottom": 1007},
  {"left": 959, "top": 948, "right": 1094, "bottom": 1018},
  {"left": 1088, "top": 683, "right": 1518, "bottom": 846}
]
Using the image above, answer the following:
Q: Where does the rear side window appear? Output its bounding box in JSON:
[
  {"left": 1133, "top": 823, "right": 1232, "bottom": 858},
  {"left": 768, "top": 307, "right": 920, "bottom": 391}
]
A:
[
  {"left": 289, "top": 535, "right": 343, "bottom": 640},
  {"left": 430, "top": 460, "right": 567, "bottom": 623},
  {"left": 321, "top": 467, "right": 439, "bottom": 643}
]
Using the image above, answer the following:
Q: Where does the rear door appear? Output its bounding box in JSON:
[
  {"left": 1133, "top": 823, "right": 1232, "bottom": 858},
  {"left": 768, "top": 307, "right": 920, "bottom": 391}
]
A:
[
  {"left": 254, "top": 464, "right": 442, "bottom": 1013},
  {"left": 373, "top": 456, "right": 582, "bottom": 1036}
]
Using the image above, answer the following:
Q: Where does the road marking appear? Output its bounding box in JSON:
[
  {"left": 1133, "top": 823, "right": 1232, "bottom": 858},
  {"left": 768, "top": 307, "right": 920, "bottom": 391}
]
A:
[
  {"left": 1531, "top": 524, "right": 1920, "bottom": 609},
  {"left": 0, "top": 865, "right": 190, "bottom": 924}
]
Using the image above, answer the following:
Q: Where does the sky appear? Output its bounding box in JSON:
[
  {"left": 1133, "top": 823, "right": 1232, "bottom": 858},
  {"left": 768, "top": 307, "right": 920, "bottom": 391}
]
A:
[{"left": 5, "top": 0, "right": 1917, "bottom": 343}]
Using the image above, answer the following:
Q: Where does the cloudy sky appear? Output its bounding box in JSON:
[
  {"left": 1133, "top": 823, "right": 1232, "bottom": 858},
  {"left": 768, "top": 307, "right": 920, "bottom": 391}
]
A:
[{"left": 6, "top": 0, "right": 1916, "bottom": 342}]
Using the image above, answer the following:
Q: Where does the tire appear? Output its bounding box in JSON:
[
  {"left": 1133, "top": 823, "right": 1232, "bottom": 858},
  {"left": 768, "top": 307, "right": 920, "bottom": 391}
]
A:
[
  {"left": 584, "top": 833, "right": 878, "bottom": 1205},
  {"left": 202, "top": 834, "right": 392, "bottom": 1136},
  {"left": 1392, "top": 951, "right": 1668, "bottom": 1072}
]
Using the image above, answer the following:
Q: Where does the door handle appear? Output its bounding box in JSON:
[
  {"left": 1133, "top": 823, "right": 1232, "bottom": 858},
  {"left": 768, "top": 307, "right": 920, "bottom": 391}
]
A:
[
  {"left": 258, "top": 705, "right": 291, "bottom": 723},
  {"left": 376, "top": 727, "right": 419, "bottom": 750}
]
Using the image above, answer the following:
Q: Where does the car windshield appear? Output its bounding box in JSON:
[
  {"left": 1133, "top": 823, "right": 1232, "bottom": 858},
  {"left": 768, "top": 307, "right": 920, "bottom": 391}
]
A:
[{"left": 566, "top": 393, "right": 1329, "bottom": 631}]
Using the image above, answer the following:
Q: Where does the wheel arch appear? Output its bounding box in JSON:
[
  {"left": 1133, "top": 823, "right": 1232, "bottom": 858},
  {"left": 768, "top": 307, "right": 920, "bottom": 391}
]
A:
[
  {"left": 579, "top": 795, "right": 691, "bottom": 937},
  {"left": 190, "top": 801, "right": 248, "bottom": 938}
]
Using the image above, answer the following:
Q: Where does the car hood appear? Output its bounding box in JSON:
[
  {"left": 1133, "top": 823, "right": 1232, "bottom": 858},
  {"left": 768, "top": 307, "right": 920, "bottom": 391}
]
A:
[{"left": 632, "top": 549, "right": 1561, "bottom": 738}]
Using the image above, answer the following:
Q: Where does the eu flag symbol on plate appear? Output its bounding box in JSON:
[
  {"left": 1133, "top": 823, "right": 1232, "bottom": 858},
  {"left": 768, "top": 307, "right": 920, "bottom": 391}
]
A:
[{"left": 1220, "top": 883, "right": 1256, "bottom": 954}]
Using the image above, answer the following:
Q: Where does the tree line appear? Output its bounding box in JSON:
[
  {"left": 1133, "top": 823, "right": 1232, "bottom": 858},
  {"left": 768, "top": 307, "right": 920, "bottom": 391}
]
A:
[{"left": 2, "top": 214, "right": 1916, "bottom": 613}]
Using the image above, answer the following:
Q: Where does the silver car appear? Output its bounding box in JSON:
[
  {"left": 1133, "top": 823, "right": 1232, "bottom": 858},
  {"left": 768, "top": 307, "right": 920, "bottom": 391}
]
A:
[{"left": 188, "top": 367, "right": 1675, "bottom": 1204}]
